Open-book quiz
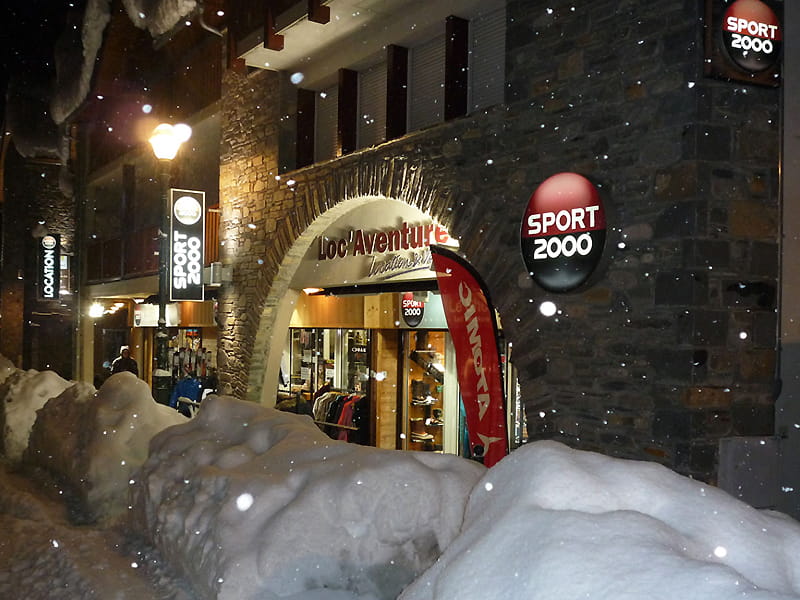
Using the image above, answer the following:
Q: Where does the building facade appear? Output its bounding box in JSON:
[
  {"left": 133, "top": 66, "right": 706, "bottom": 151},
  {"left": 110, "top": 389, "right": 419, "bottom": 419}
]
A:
[
  {"left": 218, "top": 0, "right": 780, "bottom": 483},
  {"left": 2, "top": 0, "right": 789, "bottom": 507}
]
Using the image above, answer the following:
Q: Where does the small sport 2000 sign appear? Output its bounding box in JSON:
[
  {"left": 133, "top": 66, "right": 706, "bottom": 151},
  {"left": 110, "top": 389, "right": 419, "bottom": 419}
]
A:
[{"left": 520, "top": 172, "right": 607, "bottom": 293}]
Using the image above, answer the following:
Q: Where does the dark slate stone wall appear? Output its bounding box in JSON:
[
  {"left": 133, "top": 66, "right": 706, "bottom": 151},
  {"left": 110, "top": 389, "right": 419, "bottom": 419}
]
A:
[
  {"left": 0, "top": 146, "right": 76, "bottom": 377},
  {"left": 217, "top": 0, "right": 779, "bottom": 481}
]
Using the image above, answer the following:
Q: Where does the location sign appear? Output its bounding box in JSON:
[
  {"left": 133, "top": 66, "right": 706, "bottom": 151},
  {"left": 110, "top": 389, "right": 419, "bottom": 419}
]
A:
[
  {"left": 722, "top": 0, "right": 781, "bottom": 73},
  {"left": 521, "top": 173, "right": 606, "bottom": 293}
]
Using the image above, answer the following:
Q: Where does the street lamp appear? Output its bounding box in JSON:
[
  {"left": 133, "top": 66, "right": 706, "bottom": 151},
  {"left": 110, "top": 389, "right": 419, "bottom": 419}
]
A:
[{"left": 148, "top": 122, "right": 192, "bottom": 404}]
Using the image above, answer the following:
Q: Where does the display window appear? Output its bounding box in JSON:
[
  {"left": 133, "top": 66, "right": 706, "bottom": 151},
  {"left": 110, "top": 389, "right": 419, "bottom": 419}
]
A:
[
  {"left": 280, "top": 327, "right": 372, "bottom": 444},
  {"left": 405, "top": 330, "right": 447, "bottom": 452},
  {"left": 276, "top": 290, "right": 518, "bottom": 457},
  {"left": 282, "top": 328, "right": 370, "bottom": 395},
  {"left": 168, "top": 328, "right": 213, "bottom": 379}
]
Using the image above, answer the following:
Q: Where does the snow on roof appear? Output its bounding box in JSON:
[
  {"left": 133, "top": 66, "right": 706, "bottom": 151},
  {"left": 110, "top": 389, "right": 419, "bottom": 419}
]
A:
[{"left": 121, "top": 0, "right": 198, "bottom": 37}]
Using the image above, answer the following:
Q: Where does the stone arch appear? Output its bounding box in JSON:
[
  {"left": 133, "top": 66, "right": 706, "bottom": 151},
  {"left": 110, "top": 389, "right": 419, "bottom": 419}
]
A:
[{"left": 243, "top": 154, "right": 459, "bottom": 404}]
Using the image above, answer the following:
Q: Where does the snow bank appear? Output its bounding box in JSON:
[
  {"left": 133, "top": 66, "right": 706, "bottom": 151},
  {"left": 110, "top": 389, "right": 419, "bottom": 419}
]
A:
[
  {"left": 131, "top": 395, "right": 485, "bottom": 600},
  {"left": 25, "top": 372, "right": 187, "bottom": 522},
  {"left": 0, "top": 355, "right": 16, "bottom": 386},
  {"left": 0, "top": 369, "right": 71, "bottom": 462},
  {"left": 400, "top": 440, "right": 800, "bottom": 600}
]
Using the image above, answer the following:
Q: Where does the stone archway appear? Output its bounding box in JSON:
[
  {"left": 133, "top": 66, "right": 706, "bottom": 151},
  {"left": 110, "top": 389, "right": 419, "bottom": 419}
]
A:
[{"left": 246, "top": 195, "right": 440, "bottom": 404}]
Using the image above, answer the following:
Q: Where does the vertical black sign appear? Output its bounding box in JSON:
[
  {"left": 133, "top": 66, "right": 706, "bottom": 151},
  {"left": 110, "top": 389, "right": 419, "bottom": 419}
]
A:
[
  {"left": 170, "top": 189, "right": 205, "bottom": 301},
  {"left": 39, "top": 234, "right": 61, "bottom": 300}
]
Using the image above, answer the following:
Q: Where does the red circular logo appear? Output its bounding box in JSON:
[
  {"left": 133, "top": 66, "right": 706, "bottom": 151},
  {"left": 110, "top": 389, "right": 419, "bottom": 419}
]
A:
[
  {"left": 401, "top": 292, "right": 425, "bottom": 327},
  {"left": 521, "top": 173, "right": 607, "bottom": 293},
  {"left": 722, "top": 0, "right": 781, "bottom": 73}
]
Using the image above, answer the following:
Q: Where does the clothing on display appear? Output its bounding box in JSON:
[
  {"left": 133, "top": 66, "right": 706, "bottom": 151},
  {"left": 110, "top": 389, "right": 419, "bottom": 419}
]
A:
[{"left": 312, "top": 389, "right": 369, "bottom": 445}]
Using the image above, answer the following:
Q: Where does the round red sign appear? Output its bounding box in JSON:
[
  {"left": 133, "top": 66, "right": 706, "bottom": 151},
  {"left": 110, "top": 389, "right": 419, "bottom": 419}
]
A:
[
  {"left": 520, "top": 173, "right": 607, "bottom": 293},
  {"left": 722, "top": 0, "right": 781, "bottom": 73}
]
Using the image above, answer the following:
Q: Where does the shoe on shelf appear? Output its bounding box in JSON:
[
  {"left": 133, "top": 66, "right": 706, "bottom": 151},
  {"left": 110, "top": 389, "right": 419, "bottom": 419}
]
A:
[
  {"left": 410, "top": 418, "right": 434, "bottom": 441},
  {"left": 411, "top": 394, "right": 436, "bottom": 406}
]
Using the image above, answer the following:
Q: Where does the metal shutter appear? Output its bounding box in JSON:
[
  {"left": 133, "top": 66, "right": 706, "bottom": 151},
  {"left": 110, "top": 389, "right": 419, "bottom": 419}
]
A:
[
  {"left": 470, "top": 6, "right": 506, "bottom": 112},
  {"left": 408, "top": 33, "right": 445, "bottom": 131},
  {"left": 315, "top": 86, "right": 338, "bottom": 162},
  {"left": 358, "top": 61, "right": 387, "bottom": 149}
]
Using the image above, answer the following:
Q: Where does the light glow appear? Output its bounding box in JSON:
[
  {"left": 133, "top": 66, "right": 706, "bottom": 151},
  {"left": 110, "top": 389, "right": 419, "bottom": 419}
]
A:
[
  {"left": 149, "top": 123, "right": 192, "bottom": 160},
  {"left": 88, "top": 302, "right": 105, "bottom": 318}
]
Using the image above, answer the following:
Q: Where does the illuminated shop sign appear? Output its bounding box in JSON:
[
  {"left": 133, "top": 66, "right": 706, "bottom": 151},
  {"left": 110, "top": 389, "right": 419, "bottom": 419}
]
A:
[
  {"left": 705, "top": 0, "right": 782, "bottom": 86},
  {"left": 722, "top": 0, "right": 781, "bottom": 72},
  {"left": 313, "top": 221, "right": 457, "bottom": 283},
  {"left": 317, "top": 222, "right": 451, "bottom": 260},
  {"left": 170, "top": 189, "right": 205, "bottom": 302},
  {"left": 520, "top": 173, "right": 607, "bottom": 293},
  {"left": 39, "top": 234, "right": 61, "bottom": 300}
]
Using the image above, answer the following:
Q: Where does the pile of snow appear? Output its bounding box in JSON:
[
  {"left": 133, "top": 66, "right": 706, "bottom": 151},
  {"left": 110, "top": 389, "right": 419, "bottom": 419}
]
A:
[
  {"left": 0, "top": 368, "right": 71, "bottom": 461},
  {"left": 0, "top": 355, "right": 15, "bottom": 385},
  {"left": 401, "top": 441, "right": 800, "bottom": 600},
  {"left": 4, "top": 353, "right": 800, "bottom": 600},
  {"left": 131, "top": 395, "right": 484, "bottom": 599},
  {"left": 24, "top": 372, "right": 186, "bottom": 522}
]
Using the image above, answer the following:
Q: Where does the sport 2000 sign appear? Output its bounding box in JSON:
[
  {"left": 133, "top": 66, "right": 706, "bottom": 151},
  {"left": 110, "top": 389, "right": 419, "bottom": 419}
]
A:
[{"left": 520, "top": 172, "right": 607, "bottom": 293}]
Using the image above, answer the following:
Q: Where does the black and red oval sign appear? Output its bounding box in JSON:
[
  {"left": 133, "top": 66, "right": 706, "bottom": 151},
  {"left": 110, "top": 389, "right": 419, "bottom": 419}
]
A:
[
  {"left": 722, "top": 0, "right": 781, "bottom": 73},
  {"left": 401, "top": 292, "right": 425, "bottom": 327},
  {"left": 521, "top": 173, "right": 606, "bottom": 293}
]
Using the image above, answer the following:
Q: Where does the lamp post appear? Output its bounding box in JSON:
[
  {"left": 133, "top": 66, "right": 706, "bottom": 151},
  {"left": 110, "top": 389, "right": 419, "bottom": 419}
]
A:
[{"left": 148, "top": 122, "right": 192, "bottom": 404}]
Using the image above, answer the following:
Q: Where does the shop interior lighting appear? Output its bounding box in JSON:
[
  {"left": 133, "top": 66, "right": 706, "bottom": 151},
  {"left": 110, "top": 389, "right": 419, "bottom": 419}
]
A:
[
  {"left": 88, "top": 302, "right": 105, "bottom": 318},
  {"left": 302, "top": 287, "right": 325, "bottom": 295}
]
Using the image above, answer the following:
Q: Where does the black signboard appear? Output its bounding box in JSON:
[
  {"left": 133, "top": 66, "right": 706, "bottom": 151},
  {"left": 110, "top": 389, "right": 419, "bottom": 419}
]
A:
[
  {"left": 705, "top": 0, "right": 782, "bottom": 87},
  {"left": 39, "top": 234, "right": 60, "bottom": 300},
  {"left": 170, "top": 189, "right": 205, "bottom": 301}
]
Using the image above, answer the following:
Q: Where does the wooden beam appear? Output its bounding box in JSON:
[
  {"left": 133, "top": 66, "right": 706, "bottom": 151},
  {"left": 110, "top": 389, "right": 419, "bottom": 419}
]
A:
[
  {"left": 445, "top": 15, "right": 469, "bottom": 120},
  {"left": 337, "top": 68, "right": 358, "bottom": 156},
  {"left": 386, "top": 45, "right": 408, "bottom": 140},
  {"left": 264, "top": 4, "right": 284, "bottom": 51},
  {"left": 308, "top": 0, "right": 330, "bottom": 24}
]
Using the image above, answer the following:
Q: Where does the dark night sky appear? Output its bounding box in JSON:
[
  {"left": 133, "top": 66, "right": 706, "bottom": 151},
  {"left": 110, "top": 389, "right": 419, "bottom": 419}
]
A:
[{"left": 0, "top": 1, "right": 75, "bottom": 132}]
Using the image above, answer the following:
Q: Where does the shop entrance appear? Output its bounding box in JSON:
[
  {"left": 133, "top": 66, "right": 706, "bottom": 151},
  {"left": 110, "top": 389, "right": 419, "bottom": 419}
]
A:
[
  {"left": 277, "top": 290, "right": 464, "bottom": 454},
  {"left": 250, "top": 196, "right": 525, "bottom": 457}
]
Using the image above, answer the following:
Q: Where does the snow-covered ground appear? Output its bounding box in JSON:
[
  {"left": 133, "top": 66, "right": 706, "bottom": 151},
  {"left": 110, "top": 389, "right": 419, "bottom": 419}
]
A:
[{"left": 2, "top": 354, "right": 800, "bottom": 599}]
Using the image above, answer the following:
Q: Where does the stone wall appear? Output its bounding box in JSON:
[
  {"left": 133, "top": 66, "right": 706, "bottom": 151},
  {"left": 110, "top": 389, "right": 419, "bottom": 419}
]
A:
[
  {"left": 217, "top": 0, "right": 779, "bottom": 481},
  {"left": 0, "top": 146, "right": 76, "bottom": 377}
]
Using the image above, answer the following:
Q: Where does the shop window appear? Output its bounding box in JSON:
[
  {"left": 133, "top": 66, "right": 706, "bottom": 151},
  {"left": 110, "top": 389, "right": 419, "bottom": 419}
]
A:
[
  {"left": 281, "top": 328, "right": 372, "bottom": 444},
  {"left": 405, "top": 330, "right": 446, "bottom": 452},
  {"left": 168, "top": 328, "right": 214, "bottom": 381}
]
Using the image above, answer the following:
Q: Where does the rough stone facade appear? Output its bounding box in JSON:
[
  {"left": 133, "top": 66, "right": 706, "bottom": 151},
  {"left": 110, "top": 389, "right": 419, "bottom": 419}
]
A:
[
  {"left": 216, "top": 0, "right": 779, "bottom": 481},
  {"left": 1, "top": 146, "right": 76, "bottom": 378}
]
